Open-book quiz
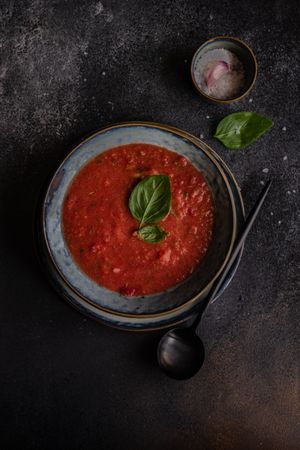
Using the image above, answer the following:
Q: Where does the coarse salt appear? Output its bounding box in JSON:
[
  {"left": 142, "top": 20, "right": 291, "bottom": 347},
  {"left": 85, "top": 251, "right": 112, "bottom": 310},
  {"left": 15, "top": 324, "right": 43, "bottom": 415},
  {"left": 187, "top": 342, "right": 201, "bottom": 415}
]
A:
[{"left": 194, "top": 48, "right": 245, "bottom": 100}]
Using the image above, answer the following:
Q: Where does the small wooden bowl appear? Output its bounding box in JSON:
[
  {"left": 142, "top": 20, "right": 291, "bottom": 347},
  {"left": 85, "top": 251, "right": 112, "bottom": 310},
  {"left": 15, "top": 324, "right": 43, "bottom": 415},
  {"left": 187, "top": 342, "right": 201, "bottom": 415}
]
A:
[{"left": 191, "top": 36, "right": 258, "bottom": 104}]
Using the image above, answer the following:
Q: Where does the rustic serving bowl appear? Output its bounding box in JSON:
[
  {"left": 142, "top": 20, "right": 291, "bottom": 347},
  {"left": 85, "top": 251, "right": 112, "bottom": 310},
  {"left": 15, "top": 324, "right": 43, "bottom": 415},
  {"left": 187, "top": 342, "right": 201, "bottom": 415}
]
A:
[
  {"left": 191, "top": 36, "right": 257, "bottom": 104},
  {"left": 39, "top": 122, "right": 241, "bottom": 329}
]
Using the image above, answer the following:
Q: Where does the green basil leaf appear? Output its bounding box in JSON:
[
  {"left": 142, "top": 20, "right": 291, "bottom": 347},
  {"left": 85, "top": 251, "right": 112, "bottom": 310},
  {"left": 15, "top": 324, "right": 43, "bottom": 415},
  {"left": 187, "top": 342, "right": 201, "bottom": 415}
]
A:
[
  {"left": 214, "top": 112, "right": 273, "bottom": 149},
  {"left": 136, "top": 225, "right": 168, "bottom": 243},
  {"left": 129, "top": 175, "right": 171, "bottom": 226}
]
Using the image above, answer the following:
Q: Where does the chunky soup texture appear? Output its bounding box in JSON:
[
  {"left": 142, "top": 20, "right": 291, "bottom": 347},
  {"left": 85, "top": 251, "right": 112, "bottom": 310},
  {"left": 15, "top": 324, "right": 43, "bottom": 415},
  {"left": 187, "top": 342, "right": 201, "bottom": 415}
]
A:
[{"left": 62, "top": 144, "right": 214, "bottom": 296}]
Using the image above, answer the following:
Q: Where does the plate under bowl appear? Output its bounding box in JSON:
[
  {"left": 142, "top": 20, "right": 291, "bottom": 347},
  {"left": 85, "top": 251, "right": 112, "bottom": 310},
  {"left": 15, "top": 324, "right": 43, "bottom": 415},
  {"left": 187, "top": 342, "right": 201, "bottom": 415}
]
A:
[{"left": 36, "top": 123, "right": 244, "bottom": 330}]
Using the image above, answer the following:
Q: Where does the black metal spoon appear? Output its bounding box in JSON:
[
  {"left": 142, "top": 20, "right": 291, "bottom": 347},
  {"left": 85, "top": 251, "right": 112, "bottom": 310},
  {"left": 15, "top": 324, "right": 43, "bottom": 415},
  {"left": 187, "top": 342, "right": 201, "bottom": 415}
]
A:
[{"left": 157, "top": 180, "right": 272, "bottom": 380}]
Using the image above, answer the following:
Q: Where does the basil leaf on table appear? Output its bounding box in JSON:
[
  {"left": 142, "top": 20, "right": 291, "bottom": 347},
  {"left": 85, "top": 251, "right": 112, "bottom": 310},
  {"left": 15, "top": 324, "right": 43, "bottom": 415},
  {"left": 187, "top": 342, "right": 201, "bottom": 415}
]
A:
[
  {"left": 129, "top": 175, "right": 171, "bottom": 226},
  {"left": 214, "top": 112, "right": 273, "bottom": 149},
  {"left": 136, "top": 225, "right": 168, "bottom": 243}
]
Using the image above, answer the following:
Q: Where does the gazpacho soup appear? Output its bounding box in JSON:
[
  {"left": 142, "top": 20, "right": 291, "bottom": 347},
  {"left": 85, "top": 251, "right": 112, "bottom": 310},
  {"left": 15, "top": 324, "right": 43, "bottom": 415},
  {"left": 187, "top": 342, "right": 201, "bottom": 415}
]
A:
[{"left": 62, "top": 144, "right": 214, "bottom": 296}]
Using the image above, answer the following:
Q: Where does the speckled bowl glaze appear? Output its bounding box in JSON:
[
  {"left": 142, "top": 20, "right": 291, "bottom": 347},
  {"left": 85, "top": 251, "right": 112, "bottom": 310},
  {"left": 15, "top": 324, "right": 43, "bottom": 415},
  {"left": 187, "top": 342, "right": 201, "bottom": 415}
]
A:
[
  {"left": 41, "top": 122, "right": 238, "bottom": 327},
  {"left": 37, "top": 122, "right": 244, "bottom": 330},
  {"left": 191, "top": 36, "right": 257, "bottom": 104}
]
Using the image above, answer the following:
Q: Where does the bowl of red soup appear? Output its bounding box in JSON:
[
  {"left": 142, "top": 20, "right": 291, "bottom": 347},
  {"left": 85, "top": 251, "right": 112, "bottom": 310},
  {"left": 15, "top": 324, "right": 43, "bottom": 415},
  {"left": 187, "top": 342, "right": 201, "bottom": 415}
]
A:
[{"left": 41, "top": 122, "right": 238, "bottom": 326}]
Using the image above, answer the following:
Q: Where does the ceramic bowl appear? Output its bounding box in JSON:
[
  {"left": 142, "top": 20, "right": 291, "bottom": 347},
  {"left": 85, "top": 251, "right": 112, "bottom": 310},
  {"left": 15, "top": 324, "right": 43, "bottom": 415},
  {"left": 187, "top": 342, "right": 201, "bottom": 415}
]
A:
[
  {"left": 191, "top": 36, "right": 257, "bottom": 103},
  {"left": 36, "top": 122, "right": 245, "bottom": 330},
  {"left": 41, "top": 122, "right": 237, "bottom": 320}
]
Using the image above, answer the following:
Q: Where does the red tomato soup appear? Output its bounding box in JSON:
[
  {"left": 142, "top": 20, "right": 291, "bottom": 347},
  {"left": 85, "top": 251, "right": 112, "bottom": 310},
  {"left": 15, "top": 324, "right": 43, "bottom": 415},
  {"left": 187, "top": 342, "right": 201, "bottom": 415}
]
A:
[{"left": 62, "top": 144, "right": 214, "bottom": 296}]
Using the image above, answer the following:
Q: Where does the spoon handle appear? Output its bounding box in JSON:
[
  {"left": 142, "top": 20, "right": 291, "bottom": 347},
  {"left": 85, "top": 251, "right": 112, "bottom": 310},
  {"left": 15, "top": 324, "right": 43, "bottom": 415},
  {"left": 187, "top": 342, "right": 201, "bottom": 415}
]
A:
[{"left": 191, "top": 180, "right": 272, "bottom": 331}]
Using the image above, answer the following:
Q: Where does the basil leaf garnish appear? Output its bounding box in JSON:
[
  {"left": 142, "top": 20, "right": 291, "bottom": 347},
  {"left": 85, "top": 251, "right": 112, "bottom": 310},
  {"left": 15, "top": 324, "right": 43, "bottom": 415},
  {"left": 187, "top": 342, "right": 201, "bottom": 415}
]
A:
[
  {"left": 129, "top": 175, "right": 171, "bottom": 226},
  {"left": 214, "top": 112, "right": 273, "bottom": 149},
  {"left": 137, "top": 225, "right": 168, "bottom": 243}
]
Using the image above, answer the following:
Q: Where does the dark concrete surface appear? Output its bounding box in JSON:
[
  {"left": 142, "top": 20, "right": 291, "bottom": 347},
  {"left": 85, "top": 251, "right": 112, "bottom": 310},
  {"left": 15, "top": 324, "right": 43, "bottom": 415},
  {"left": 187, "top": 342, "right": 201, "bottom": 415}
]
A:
[{"left": 0, "top": 1, "right": 299, "bottom": 449}]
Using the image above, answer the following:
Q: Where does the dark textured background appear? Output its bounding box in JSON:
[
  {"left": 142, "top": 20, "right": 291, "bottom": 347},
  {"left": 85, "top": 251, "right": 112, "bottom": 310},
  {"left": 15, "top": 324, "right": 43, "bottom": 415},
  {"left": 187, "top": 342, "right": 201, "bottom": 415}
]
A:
[{"left": 0, "top": 1, "right": 299, "bottom": 449}]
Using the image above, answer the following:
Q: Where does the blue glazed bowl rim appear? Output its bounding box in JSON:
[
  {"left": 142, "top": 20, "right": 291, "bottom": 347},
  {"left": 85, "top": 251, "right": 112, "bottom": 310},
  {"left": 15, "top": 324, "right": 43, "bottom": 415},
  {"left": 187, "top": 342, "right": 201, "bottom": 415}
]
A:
[{"left": 42, "top": 121, "right": 237, "bottom": 318}]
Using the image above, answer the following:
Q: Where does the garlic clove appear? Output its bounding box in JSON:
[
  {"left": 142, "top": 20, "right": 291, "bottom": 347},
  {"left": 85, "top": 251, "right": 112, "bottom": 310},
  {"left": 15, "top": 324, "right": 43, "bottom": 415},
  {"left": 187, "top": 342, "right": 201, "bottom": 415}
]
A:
[{"left": 205, "top": 61, "right": 229, "bottom": 90}]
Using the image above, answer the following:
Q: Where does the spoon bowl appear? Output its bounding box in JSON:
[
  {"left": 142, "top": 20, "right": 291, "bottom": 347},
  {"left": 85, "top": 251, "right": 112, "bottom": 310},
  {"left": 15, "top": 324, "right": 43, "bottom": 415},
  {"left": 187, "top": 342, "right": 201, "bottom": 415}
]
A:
[{"left": 157, "top": 328, "right": 205, "bottom": 380}]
